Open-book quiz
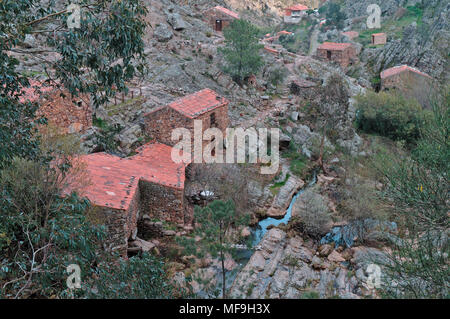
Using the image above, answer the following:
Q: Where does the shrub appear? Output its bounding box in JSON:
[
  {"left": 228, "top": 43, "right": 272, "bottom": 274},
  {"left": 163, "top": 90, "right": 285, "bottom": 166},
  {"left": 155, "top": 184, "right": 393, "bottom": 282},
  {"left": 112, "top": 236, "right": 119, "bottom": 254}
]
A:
[
  {"left": 355, "top": 90, "right": 429, "bottom": 144},
  {"left": 268, "top": 67, "right": 288, "bottom": 86},
  {"left": 292, "top": 188, "right": 332, "bottom": 238}
]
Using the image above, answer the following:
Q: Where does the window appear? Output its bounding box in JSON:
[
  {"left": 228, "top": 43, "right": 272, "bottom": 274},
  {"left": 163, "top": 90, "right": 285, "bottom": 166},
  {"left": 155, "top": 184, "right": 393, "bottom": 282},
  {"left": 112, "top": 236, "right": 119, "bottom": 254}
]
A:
[{"left": 210, "top": 113, "right": 217, "bottom": 127}]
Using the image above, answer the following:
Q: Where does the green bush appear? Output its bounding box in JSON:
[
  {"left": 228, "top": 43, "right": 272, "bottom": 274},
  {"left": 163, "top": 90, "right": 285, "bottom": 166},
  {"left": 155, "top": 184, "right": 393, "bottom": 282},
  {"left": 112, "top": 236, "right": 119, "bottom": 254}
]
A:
[
  {"left": 355, "top": 91, "right": 429, "bottom": 144},
  {"left": 268, "top": 67, "right": 288, "bottom": 86}
]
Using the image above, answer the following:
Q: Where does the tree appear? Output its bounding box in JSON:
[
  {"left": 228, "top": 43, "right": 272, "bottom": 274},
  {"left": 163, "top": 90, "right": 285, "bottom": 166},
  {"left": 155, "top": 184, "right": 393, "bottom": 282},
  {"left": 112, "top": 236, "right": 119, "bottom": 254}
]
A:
[
  {"left": 0, "top": 1, "right": 180, "bottom": 299},
  {"left": 356, "top": 90, "right": 429, "bottom": 145},
  {"left": 178, "top": 200, "right": 249, "bottom": 298},
  {"left": 219, "top": 19, "right": 263, "bottom": 84},
  {"left": 0, "top": 0, "right": 148, "bottom": 168},
  {"left": 0, "top": 129, "right": 177, "bottom": 299},
  {"left": 376, "top": 89, "right": 449, "bottom": 298},
  {"left": 319, "top": 2, "right": 347, "bottom": 30},
  {"left": 316, "top": 74, "right": 350, "bottom": 172},
  {"left": 83, "top": 253, "right": 182, "bottom": 299}
]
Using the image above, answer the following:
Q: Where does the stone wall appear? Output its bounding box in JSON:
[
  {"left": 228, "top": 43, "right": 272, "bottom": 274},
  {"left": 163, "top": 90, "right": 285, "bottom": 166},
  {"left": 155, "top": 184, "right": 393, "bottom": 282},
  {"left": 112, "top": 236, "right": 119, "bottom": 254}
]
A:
[
  {"left": 138, "top": 179, "right": 187, "bottom": 224},
  {"left": 87, "top": 190, "right": 140, "bottom": 256},
  {"left": 144, "top": 106, "right": 193, "bottom": 146},
  {"left": 37, "top": 90, "right": 92, "bottom": 134},
  {"left": 372, "top": 33, "right": 387, "bottom": 45},
  {"left": 316, "top": 47, "right": 356, "bottom": 68},
  {"left": 381, "top": 71, "right": 433, "bottom": 108},
  {"left": 144, "top": 104, "right": 230, "bottom": 156},
  {"left": 204, "top": 9, "right": 236, "bottom": 31}
]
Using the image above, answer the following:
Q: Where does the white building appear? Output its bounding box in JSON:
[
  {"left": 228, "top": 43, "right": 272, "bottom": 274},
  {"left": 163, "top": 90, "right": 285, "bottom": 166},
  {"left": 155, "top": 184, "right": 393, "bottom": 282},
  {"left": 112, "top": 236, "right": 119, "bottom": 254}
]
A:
[{"left": 284, "top": 4, "right": 309, "bottom": 23}]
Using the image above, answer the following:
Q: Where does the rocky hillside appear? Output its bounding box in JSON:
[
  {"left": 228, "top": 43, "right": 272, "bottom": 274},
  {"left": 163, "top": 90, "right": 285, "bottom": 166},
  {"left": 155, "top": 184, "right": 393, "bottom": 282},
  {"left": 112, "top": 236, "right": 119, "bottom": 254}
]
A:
[{"left": 338, "top": 0, "right": 449, "bottom": 81}]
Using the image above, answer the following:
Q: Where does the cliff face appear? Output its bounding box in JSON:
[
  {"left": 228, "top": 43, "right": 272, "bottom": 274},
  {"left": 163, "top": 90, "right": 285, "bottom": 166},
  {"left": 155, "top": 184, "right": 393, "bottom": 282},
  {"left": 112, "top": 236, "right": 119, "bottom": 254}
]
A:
[
  {"left": 351, "top": 0, "right": 450, "bottom": 81},
  {"left": 372, "top": 0, "right": 449, "bottom": 81}
]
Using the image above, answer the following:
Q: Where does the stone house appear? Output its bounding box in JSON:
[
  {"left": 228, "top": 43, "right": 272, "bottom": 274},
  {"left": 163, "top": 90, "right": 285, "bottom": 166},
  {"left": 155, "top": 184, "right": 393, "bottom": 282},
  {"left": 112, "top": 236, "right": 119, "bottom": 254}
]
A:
[
  {"left": 284, "top": 4, "right": 309, "bottom": 23},
  {"left": 316, "top": 42, "right": 357, "bottom": 68},
  {"left": 69, "top": 143, "right": 189, "bottom": 256},
  {"left": 371, "top": 33, "right": 387, "bottom": 45},
  {"left": 203, "top": 6, "right": 239, "bottom": 32},
  {"left": 144, "top": 88, "right": 230, "bottom": 155},
  {"left": 20, "top": 80, "right": 92, "bottom": 134},
  {"left": 380, "top": 65, "right": 433, "bottom": 108}
]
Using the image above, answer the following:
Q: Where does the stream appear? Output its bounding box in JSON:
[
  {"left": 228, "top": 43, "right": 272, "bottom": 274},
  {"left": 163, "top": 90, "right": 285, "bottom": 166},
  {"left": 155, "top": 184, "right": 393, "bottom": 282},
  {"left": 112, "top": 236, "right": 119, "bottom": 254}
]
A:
[
  {"left": 251, "top": 172, "right": 318, "bottom": 247},
  {"left": 223, "top": 172, "right": 318, "bottom": 294},
  {"left": 200, "top": 172, "right": 317, "bottom": 298}
]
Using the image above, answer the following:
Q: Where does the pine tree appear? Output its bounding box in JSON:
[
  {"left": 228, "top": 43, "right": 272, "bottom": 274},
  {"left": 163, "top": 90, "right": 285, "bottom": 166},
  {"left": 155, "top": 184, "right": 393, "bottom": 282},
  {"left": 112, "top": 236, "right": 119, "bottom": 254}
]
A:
[{"left": 219, "top": 19, "right": 264, "bottom": 84}]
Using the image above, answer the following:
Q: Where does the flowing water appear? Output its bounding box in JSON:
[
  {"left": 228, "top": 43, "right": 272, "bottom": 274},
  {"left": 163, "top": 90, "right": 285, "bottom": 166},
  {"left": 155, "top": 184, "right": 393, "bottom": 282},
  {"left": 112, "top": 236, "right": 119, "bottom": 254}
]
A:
[{"left": 251, "top": 172, "right": 318, "bottom": 247}]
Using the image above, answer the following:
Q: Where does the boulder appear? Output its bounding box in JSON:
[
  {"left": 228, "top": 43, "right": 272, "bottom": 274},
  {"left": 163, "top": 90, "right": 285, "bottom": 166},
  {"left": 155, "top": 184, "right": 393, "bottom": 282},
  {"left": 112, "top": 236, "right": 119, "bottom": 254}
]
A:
[
  {"left": 318, "top": 244, "right": 333, "bottom": 257},
  {"left": 154, "top": 23, "right": 173, "bottom": 42},
  {"left": 167, "top": 13, "right": 187, "bottom": 31},
  {"left": 241, "top": 227, "right": 251, "bottom": 238},
  {"left": 327, "top": 250, "right": 345, "bottom": 263}
]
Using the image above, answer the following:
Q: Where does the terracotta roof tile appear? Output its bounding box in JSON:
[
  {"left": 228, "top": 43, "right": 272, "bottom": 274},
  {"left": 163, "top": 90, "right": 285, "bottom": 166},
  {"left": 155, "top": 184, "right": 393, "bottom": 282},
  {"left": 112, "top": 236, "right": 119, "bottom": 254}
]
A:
[
  {"left": 277, "top": 30, "right": 293, "bottom": 36},
  {"left": 372, "top": 32, "right": 386, "bottom": 37},
  {"left": 287, "top": 4, "right": 309, "bottom": 11},
  {"left": 167, "top": 88, "right": 229, "bottom": 119},
  {"left": 72, "top": 143, "right": 189, "bottom": 210},
  {"left": 318, "top": 42, "right": 353, "bottom": 51},
  {"left": 214, "top": 6, "right": 239, "bottom": 19},
  {"left": 380, "top": 65, "right": 432, "bottom": 79}
]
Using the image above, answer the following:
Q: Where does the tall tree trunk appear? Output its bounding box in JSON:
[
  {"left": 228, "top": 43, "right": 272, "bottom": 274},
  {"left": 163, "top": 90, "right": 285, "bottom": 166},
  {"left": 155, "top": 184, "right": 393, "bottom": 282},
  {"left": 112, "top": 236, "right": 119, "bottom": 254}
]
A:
[
  {"left": 220, "top": 250, "right": 226, "bottom": 299},
  {"left": 219, "top": 222, "right": 226, "bottom": 298}
]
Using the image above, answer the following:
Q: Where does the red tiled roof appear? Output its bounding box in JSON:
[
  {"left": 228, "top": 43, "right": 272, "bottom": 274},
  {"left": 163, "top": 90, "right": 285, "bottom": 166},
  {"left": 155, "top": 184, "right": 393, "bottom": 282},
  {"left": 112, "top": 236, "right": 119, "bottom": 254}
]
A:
[
  {"left": 72, "top": 143, "right": 188, "bottom": 210},
  {"left": 380, "top": 65, "right": 432, "bottom": 79},
  {"left": 167, "top": 88, "right": 229, "bottom": 119},
  {"left": 318, "top": 42, "right": 353, "bottom": 51},
  {"left": 214, "top": 6, "right": 239, "bottom": 19},
  {"left": 287, "top": 4, "right": 309, "bottom": 11},
  {"left": 277, "top": 30, "right": 293, "bottom": 36},
  {"left": 264, "top": 46, "right": 279, "bottom": 55},
  {"left": 372, "top": 32, "right": 386, "bottom": 37}
]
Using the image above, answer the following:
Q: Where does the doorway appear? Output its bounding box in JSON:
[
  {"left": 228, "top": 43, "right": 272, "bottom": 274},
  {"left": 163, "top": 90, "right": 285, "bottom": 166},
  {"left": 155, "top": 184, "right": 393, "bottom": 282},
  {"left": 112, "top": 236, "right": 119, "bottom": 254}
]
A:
[{"left": 215, "top": 20, "right": 223, "bottom": 32}]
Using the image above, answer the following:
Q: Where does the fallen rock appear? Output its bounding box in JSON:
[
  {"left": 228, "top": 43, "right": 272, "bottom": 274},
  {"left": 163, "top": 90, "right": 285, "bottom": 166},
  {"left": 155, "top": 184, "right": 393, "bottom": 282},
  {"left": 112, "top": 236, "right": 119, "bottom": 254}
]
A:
[
  {"left": 328, "top": 250, "right": 346, "bottom": 263},
  {"left": 241, "top": 227, "right": 251, "bottom": 238},
  {"left": 318, "top": 244, "right": 333, "bottom": 257},
  {"left": 154, "top": 23, "right": 173, "bottom": 42},
  {"left": 167, "top": 13, "right": 187, "bottom": 31},
  {"left": 128, "top": 237, "right": 155, "bottom": 253}
]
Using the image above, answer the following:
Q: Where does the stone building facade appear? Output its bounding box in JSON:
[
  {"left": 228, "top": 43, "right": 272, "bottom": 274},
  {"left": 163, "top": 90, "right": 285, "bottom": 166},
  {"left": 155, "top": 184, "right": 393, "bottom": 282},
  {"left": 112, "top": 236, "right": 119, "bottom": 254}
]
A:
[
  {"left": 144, "top": 88, "right": 230, "bottom": 155},
  {"left": 380, "top": 65, "right": 433, "bottom": 108},
  {"left": 371, "top": 33, "right": 387, "bottom": 45},
  {"left": 70, "top": 143, "right": 189, "bottom": 256},
  {"left": 203, "top": 6, "right": 239, "bottom": 32},
  {"left": 316, "top": 42, "right": 357, "bottom": 68},
  {"left": 20, "top": 80, "right": 92, "bottom": 134}
]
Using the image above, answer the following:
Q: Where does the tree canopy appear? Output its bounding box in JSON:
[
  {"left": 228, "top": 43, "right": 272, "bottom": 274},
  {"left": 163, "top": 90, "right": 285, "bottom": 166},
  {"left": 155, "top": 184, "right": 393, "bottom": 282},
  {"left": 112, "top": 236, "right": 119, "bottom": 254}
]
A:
[
  {"left": 0, "top": 0, "right": 148, "bottom": 168},
  {"left": 219, "top": 19, "right": 264, "bottom": 84}
]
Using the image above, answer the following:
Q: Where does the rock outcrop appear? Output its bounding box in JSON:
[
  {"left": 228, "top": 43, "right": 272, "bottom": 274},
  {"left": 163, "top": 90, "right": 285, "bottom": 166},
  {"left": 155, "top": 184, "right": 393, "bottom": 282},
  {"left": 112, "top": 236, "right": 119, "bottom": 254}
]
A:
[{"left": 229, "top": 228, "right": 380, "bottom": 299}]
